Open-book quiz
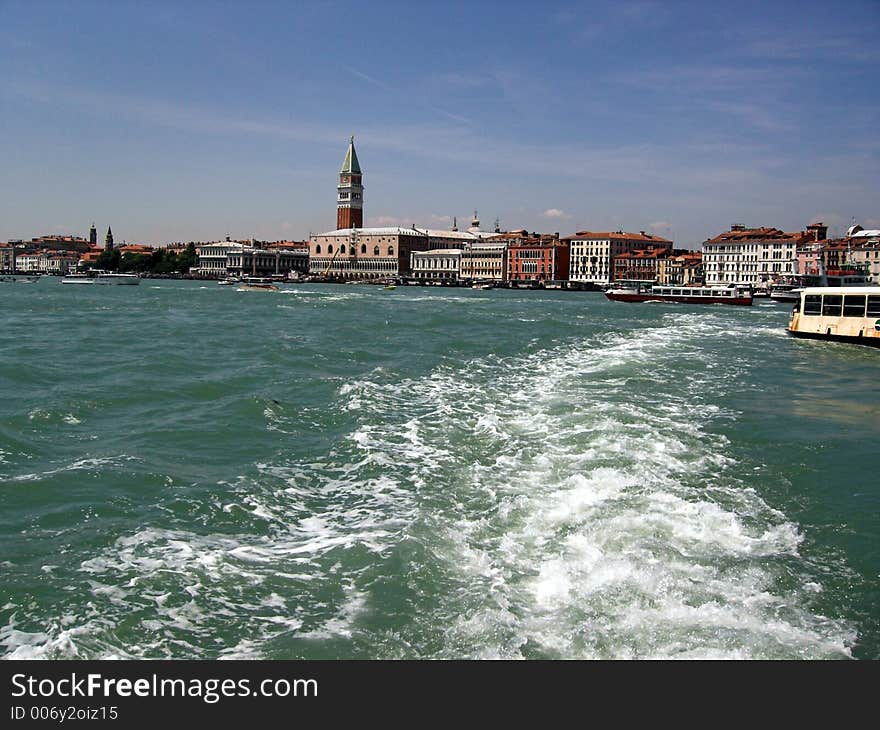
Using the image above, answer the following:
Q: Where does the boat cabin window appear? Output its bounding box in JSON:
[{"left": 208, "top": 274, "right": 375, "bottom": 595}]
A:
[
  {"left": 803, "top": 295, "right": 822, "bottom": 315},
  {"left": 822, "top": 295, "right": 843, "bottom": 317},
  {"left": 720, "top": 290, "right": 730, "bottom": 296},
  {"left": 843, "top": 295, "right": 866, "bottom": 318},
  {"left": 867, "top": 295, "right": 880, "bottom": 317}
]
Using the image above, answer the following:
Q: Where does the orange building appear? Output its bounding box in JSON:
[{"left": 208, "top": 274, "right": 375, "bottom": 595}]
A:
[{"left": 506, "top": 235, "right": 569, "bottom": 284}]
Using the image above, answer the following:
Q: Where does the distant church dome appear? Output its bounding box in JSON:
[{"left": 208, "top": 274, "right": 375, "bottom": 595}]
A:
[{"left": 846, "top": 224, "right": 864, "bottom": 237}]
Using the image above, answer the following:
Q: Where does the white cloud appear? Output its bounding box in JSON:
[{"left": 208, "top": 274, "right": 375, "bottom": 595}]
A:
[
  {"left": 542, "top": 208, "right": 571, "bottom": 219},
  {"left": 648, "top": 221, "right": 673, "bottom": 236}
]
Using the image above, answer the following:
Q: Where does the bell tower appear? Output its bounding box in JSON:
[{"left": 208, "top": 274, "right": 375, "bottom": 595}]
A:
[{"left": 337, "top": 136, "right": 363, "bottom": 230}]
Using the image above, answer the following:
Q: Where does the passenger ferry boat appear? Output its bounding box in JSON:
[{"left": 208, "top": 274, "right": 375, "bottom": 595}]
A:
[
  {"left": 787, "top": 286, "right": 880, "bottom": 347},
  {"left": 769, "top": 270, "right": 873, "bottom": 303},
  {"left": 604, "top": 281, "right": 753, "bottom": 306},
  {"left": 61, "top": 270, "right": 140, "bottom": 285}
]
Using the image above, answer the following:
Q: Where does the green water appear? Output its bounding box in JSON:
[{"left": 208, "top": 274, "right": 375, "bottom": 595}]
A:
[{"left": 0, "top": 279, "right": 877, "bottom": 659}]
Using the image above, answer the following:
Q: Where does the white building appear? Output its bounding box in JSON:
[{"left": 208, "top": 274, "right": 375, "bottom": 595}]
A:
[
  {"left": 702, "top": 223, "right": 825, "bottom": 286},
  {"left": 193, "top": 241, "right": 247, "bottom": 278},
  {"left": 566, "top": 231, "right": 673, "bottom": 286},
  {"left": 460, "top": 241, "right": 508, "bottom": 283},
  {"left": 410, "top": 249, "right": 462, "bottom": 283}
]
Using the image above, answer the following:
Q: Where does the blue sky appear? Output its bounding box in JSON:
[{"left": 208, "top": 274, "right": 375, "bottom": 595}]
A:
[{"left": 1, "top": 0, "right": 878, "bottom": 248}]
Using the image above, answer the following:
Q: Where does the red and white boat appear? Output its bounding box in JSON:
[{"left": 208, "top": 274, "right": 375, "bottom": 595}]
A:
[{"left": 604, "top": 281, "right": 753, "bottom": 306}]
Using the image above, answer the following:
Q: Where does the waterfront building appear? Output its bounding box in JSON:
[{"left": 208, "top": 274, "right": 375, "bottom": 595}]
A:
[
  {"left": 193, "top": 239, "right": 308, "bottom": 279},
  {"left": 566, "top": 231, "right": 672, "bottom": 287},
  {"left": 803, "top": 225, "right": 880, "bottom": 285},
  {"left": 193, "top": 240, "right": 246, "bottom": 278},
  {"left": 657, "top": 251, "right": 703, "bottom": 287},
  {"left": 0, "top": 244, "right": 13, "bottom": 273},
  {"left": 612, "top": 242, "right": 673, "bottom": 282},
  {"left": 15, "top": 251, "right": 46, "bottom": 272},
  {"left": 507, "top": 235, "right": 569, "bottom": 285},
  {"left": 410, "top": 248, "right": 462, "bottom": 283},
  {"left": 460, "top": 240, "right": 508, "bottom": 283},
  {"left": 845, "top": 225, "right": 880, "bottom": 284},
  {"left": 703, "top": 223, "right": 825, "bottom": 286},
  {"left": 226, "top": 245, "right": 308, "bottom": 279},
  {"left": 310, "top": 227, "right": 433, "bottom": 280},
  {"left": 45, "top": 253, "right": 78, "bottom": 275},
  {"left": 14, "top": 250, "right": 80, "bottom": 274}
]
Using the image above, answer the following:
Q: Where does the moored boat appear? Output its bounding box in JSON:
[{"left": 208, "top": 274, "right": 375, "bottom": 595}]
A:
[
  {"left": 787, "top": 286, "right": 880, "bottom": 346},
  {"left": 62, "top": 270, "right": 140, "bottom": 285},
  {"left": 770, "top": 268, "right": 875, "bottom": 303},
  {"left": 604, "top": 281, "right": 752, "bottom": 306},
  {"left": 95, "top": 272, "right": 140, "bottom": 285},
  {"left": 61, "top": 271, "right": 96, "bottom": 284},
  {"left": 0, "top": 274, "right": 40, "bottom": 283}
]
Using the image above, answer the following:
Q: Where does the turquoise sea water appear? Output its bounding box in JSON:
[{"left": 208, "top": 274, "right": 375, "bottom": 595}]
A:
[{"left": 0, "top": 279, "right": 877, "bottom": 659}]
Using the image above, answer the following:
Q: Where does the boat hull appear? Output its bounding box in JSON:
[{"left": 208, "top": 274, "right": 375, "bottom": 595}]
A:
[
  {"left": 787, "top": 329, "right": 880, "bottom": 347},
  {"left": 605, "top": 292, "right": 752, "bottom": 306}
]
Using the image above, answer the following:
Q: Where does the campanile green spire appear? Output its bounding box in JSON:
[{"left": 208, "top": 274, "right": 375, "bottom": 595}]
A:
[{"left": 340, "top": 135, "right": 361, "bottom": 174}]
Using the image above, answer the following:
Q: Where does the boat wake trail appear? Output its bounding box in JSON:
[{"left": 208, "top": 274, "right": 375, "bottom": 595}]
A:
[{"left": 339, "top": 312, "right": 855, "bottom": 658}]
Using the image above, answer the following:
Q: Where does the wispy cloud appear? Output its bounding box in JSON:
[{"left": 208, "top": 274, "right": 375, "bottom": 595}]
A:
[
  {"left": 542, "top": 208, "right": 571, "bottom": 219},
  {"left": 341, "top": 65, "right": 472, "bottom": 125},
  {"left": 648, "top": 221, "right": 673, "bottom": 237}
]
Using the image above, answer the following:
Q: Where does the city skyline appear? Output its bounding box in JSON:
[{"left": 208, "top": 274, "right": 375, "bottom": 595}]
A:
[{"left": 1, "top": 1, "right": 878, "bottom": 248}]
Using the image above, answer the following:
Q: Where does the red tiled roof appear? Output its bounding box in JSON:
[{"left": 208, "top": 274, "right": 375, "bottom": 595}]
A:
[
  {"left": 705, "top": 226, "right": 808, "bottom": 244},
  {"left": 564, "top": 231, "right": 672, "bottom": 243}
]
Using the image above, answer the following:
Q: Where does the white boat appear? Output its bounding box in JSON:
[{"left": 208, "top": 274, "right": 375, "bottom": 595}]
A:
[
  {"left": 788, "top": 286, "right": 880, "bottom": 347},
  {"left": 62, "top": 270, "right": 140, "bottom": 285},
  {"left": 95, "top": 272, "right": 139, "bottom": 285},
  {"left": 0, "top": 274, "right": 40, "bottom": 283},
  {"left": 61, "top": 272, "right": 96, "bottom": 284},
  {"left": 605, "top": 281, "right": 753, "bottom": 306},
  {"left": 770, "top": 258, "right": 875, "bottom": 303}
]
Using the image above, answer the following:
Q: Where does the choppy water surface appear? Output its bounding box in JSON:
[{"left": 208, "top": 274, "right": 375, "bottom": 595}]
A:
[{"left": 1, "top": 280, "right": 877, "bottom": 659}]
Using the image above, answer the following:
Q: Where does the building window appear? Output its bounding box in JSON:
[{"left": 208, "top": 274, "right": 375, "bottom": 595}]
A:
[
  {"left": 341, "top": 245, "right": 346, "bottom": 254},
  {"left": 374, "top": 246, "right": 380, "bottom": 256},
  {"left": 361, "top": 244, "right": 366, "bottom": 254},
  {"left": 388, "top": 246, "right": 394, "bottom": 256},
  {"left": 328, "top": 244, "right": 333, "bottom": 254},
  {"left": 316, "top": 245, "right": 321, "bottom": 254}
]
